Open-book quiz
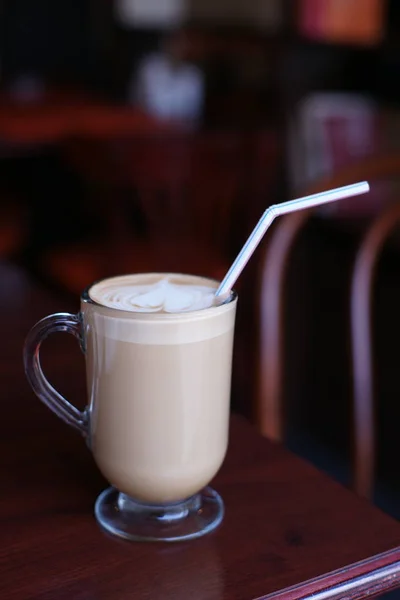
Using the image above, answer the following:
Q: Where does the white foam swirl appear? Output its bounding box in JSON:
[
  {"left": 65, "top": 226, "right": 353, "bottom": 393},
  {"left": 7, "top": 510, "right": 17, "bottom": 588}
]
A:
[{"left": 90, "top": 277, "right": 217, "bottom": 313}]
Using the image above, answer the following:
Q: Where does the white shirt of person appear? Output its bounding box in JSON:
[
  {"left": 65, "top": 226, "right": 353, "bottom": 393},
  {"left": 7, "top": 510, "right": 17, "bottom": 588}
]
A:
[{"left": 130, "top": 53, "right": 204, "bottom": 124}]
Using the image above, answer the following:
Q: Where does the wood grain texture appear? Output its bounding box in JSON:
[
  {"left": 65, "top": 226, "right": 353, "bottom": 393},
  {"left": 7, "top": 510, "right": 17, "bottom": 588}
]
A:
[{"left": 1, "top": 262, "right": 400, "bottom": 600}]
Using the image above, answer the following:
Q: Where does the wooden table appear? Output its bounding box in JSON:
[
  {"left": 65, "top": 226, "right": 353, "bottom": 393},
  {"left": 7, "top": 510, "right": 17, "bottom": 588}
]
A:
[
  {"left": 0, "top": 90, "right": 178, "bottom": 145},
  {"left": 1, "top": 262, "right": 400, "bottom": 600}
]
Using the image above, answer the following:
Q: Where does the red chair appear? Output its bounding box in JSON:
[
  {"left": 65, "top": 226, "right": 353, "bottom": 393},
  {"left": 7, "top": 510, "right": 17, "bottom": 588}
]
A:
[{"left": 43, "top": 132, "right": 275, "bottom": 295}]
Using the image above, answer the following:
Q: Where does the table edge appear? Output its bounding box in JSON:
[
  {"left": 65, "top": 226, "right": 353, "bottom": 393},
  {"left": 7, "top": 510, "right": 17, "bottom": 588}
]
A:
[{"left": 259, "top": 546, "right": 400, "bottom": 600}]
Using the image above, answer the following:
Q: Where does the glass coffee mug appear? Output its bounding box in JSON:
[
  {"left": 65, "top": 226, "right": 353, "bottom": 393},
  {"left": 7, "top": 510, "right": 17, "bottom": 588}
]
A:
[{"left": 23, "top": 273, "right": 237, "bottom": 542}]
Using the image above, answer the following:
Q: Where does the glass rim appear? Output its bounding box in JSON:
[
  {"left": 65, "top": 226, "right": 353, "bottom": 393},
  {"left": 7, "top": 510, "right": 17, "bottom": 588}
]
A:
[{"left": 81, "top": 272, "right": 237, "bottom": 315}]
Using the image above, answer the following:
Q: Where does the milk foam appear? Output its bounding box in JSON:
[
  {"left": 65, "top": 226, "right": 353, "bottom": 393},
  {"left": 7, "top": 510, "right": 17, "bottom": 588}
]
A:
[{"left": 89, "top": 275, "right": 217, "bottom": 313}]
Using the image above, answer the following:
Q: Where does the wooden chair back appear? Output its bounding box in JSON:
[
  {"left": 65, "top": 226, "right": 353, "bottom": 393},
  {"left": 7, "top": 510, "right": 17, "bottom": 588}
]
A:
[
  {"left": 65, "top": 130, "right": 279, "bottom": 250},
  {"left": 119, "top": 134, "right": 192, "bottom": 238},
  {"left": 256, "top": 153, "right": 400, "bottom": 498},
  {"left": 114, "top": 131, "right": 278, "bottom": 256},
  {"left": 188, "top": 132, "right": 247, "bottom": 253},
  {"left": 351, "top": 203, "right": 400, "bottom": 498}
]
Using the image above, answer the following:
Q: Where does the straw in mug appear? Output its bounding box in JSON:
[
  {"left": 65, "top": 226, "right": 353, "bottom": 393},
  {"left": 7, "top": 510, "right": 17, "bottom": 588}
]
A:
[{"left": 216, "top": 181, "right": 370, "bottom": 297}]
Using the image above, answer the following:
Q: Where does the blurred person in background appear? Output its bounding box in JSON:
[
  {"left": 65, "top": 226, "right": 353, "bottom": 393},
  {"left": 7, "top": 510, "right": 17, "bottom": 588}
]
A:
[{"left": 128, "top": 27, "right": 204, "bottom": 126}]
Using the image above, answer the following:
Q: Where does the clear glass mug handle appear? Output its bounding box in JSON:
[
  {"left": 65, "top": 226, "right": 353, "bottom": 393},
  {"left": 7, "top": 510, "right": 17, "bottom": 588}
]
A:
[{"left": 23, "top": 313, "right": 88, "bottom": 437}]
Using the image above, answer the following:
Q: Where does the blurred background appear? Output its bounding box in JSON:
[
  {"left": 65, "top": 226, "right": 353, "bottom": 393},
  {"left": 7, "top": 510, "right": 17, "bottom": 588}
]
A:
[{"left": 2, "top": 0, "right": 400, "bottom": 519}]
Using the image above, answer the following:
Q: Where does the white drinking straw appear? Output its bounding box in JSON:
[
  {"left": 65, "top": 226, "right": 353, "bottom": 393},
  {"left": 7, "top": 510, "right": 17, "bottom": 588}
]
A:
[{"left": 216, "top": 181, "right": 370, "bottom": 297}]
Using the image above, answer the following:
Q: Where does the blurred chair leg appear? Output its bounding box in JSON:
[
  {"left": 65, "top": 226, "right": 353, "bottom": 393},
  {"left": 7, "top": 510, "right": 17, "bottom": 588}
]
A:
[
  {"left": 257, "top": 209, "right": 312, "bottom": 441},
  {"left": 351, "top": 203, "right": 400, "bottom": 499}
]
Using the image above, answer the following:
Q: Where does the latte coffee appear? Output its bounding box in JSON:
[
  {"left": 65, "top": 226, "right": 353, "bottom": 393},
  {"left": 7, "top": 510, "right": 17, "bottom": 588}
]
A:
[{"left": 82, "top": 273, "right": 237, "bottom": 505}]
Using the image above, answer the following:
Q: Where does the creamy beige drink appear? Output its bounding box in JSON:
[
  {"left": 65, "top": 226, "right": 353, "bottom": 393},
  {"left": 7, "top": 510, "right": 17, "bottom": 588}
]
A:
[{"left": 82, "top": 273, "right": 236, "bottom": 505}]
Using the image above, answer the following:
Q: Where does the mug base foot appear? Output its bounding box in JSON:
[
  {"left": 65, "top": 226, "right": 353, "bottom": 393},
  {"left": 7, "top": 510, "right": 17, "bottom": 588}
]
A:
[{"left": 94, "top": 486, "right": 224, "bottom": 542}]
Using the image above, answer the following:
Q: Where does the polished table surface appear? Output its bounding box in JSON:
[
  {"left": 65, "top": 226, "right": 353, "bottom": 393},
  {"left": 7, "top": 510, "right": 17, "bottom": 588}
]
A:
[
  {"left": 0, "top": 90, "right": 178, "bottom": 144},
  {"left": 1, "top": 262, "right": 400, "bottom": 600}
]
